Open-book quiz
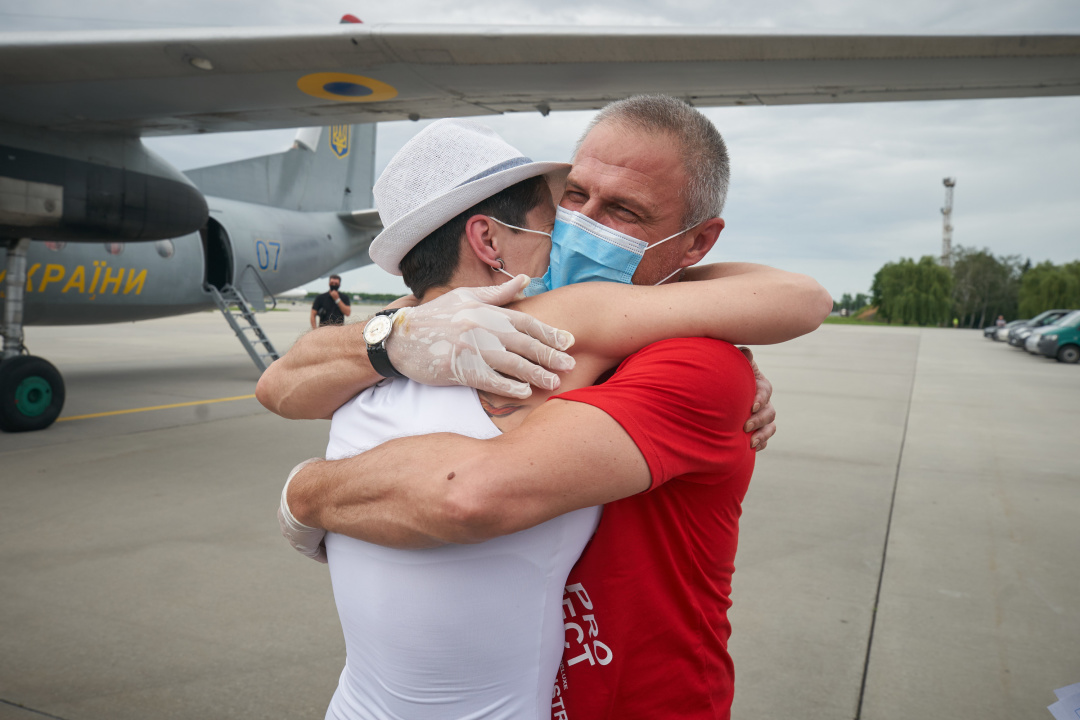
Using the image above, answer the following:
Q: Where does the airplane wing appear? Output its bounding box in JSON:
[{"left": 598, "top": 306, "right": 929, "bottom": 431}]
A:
[{"left": 1, "top": 25, "right": 1078, "bottom": 135}]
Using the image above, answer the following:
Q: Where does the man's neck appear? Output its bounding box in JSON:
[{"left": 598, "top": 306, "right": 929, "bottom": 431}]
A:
[
  {"left": 417, "top": 286, "right": 450, "bottom": 305},
  {"left": 419, "top": 264, "right": 497, "bottom": 305}
]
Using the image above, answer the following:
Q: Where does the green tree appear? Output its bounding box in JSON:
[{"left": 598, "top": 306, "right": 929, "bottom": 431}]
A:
[
  {"left": 1019, "top": 261, "right": 1080, "bottom": 317},
  {"left": 832, "top": 293, "right": 870, "bottom": 315},
  {"left": 950, "top": 246, "right": 1022, "bottom": 328},
  {"left": 871, "top": 256, "right": 954, "bottom": 326}
]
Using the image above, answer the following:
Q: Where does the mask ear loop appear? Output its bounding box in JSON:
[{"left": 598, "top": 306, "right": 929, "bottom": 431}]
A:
[
  {"left": 646, "top": 225, "right": 696, "bottom": 284},
  {"left": 488, "top": 217, "right": 550, "bottom": 279},
  {"left": 654, "top": 266, "right": 684, "bottom": 285},
  {"left": 488, "top": 216, "right": 552, "bottom": 238},
  {"left": 493, "top": 258, "right": 515, "bottom": 280},
  {"left": 645, "top": 225, "right": 694, "bottom": 253}
]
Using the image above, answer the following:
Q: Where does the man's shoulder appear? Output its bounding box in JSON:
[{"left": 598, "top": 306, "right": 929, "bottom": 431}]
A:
[
  {"left": 623, "top": 337, "right": 747, "bottom": 372},
  {"left": 609, "top": 338, "right": 754, "bottom": 409}
]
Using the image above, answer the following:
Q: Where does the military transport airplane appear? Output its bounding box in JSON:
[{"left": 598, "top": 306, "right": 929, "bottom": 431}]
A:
[{"left": 1, "top": 19, "right": 1079, "bottom": 432}]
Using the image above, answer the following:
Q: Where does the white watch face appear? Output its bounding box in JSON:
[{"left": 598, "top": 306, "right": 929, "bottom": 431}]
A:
[{"left": 363, "top": 314, "right": 393, "bottom": 345}]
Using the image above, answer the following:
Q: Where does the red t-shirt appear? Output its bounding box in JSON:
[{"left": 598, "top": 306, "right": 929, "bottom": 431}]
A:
[{"left": 549, "top": 337, "right": 756, "bottom": 720}]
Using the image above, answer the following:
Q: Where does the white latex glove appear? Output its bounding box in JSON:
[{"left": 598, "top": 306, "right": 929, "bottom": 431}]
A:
[
  {"left": 386, "top": 275, "right": 576, "bottom": 399},
  {"left": 277, "top": 458, "right": 327, "bottom": 563}
]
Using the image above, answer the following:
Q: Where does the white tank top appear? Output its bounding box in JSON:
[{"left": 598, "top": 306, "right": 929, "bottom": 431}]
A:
[{"left": 323, "top": 379, "right": 600, "bottom": 720}]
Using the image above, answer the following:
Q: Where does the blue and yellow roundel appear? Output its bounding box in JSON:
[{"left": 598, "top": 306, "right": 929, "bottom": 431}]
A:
[{"left": 297, "top": 73, "right": 398, "bottom": 103}]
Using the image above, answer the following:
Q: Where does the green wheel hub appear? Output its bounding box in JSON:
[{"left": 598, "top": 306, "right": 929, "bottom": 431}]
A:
[{"left": 14, "top": 375, "right": 52, "bottom": 418}]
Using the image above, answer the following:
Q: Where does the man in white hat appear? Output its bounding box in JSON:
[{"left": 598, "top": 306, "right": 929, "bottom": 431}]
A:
[{"left": 264, "top": 101, "right": 832, "bottom": 719}]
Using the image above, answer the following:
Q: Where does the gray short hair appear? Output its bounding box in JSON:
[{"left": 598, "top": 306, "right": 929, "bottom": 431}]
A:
[{"left": 576, "top": 95, "right": 730, "bottom": 226}]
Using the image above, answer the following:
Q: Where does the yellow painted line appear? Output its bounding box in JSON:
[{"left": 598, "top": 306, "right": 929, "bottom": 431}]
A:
[{"left": 57, "top": 394, "right": 257, "bottom": 422}]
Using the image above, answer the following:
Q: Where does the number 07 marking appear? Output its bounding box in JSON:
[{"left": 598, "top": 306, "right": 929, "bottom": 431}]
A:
[{"left": 256, "top": 240, "right": 282, "bottom": 271}]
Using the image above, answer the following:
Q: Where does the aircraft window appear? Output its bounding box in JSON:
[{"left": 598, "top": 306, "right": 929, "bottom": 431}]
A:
[
  {"left": 44, "top": 241, "right": 66, "bottom": 252},
  {"left": 155, "top": 240, "right": 175, "bottom": 259},
  {"left": 105, "top": 242, "right": 125, "bottom": 256}
]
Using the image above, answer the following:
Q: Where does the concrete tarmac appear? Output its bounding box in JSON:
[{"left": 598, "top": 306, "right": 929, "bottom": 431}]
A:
[{"left": 1, "top": 312, "right": 1077, "bottom": 719}]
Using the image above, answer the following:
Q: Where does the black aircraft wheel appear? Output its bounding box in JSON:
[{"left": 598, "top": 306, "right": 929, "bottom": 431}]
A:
[
  {"left": 1057, "top": 345, "right": 1080, "bottom": 364},
  {"left": 0, "top": 356, "right": 66, "bottom": 432}
]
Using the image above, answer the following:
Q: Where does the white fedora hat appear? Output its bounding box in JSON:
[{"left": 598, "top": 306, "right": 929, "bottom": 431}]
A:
[{"left": 369, "top": 119, "right": 570, "bottom": 275}]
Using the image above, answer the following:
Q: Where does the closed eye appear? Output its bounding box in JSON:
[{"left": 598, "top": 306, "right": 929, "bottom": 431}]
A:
[{"left": 611, "top": 204, "right": 641, "bottom": 223}]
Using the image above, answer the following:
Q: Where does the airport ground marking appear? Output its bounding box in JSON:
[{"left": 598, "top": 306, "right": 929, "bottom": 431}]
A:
[{"left": 57, "top": 394, "right": 257, "bottom": 422}]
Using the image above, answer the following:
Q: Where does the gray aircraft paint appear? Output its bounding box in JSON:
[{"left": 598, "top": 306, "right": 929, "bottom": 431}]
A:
[
  {"left": 185, "top": 125, "right": 376, "bottom": 214},
  {"left": 0, "top": 122, "right": 380, "bottom": 325},
  {"left": 0, "top": 122, "right": 208, "bottom": 242},
  {"left": 1, "top": 28, "right": 1077, "bottom": 136}
]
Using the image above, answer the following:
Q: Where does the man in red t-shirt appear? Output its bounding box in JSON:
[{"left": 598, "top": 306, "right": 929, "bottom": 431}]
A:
[
  {"left": 552, "top": 338, "right": 755, "bottom": 719},
  {"left": 276, "top": 95, "right": 827, "bottom": 718}
]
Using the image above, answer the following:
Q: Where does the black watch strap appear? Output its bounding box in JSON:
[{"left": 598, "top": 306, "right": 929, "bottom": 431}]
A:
[{"left": 366, "top": 310, "right": 406, "bottom": 379}]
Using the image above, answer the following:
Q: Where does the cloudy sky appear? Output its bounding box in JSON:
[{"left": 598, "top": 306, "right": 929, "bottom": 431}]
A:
[{"left": 4, "top": 0, "right": 1078, "bottom": 298}]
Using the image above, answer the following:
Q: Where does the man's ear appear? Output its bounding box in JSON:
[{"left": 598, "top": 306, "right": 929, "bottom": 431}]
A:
[
  {"left": 463, "top": 214, "right": 501, "bottom": 267},
  {"left": 681, "top": 218, "right": 724, "bottom": 267}
]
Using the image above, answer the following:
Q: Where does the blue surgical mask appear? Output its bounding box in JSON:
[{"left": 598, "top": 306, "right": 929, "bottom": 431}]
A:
[
  {"left": 522, "top": 276, "right": 549, "bottom": 297},
  {"left": 533, "top": 207, "right": 692, "bottom": 293}
]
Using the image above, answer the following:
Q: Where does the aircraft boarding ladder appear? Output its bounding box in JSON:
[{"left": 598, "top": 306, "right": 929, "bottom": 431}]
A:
[{"left": 208, "top": 284, "right": 280, "bottom": 373}]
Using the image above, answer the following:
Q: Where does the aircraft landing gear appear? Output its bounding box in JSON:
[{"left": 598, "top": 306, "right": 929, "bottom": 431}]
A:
[
  {"left": 1, "top": 239, "right": 66, "bottom": 432},
  {"left": 0, "top": 355, "right": 65, "bottom": 432}
]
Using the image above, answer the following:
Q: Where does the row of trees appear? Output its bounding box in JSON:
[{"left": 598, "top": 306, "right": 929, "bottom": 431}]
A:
[
  {"left": 864, "top": 248, "right": 1079, "bottom": 327},
  {"left": 834, "top": 292, "right": 870, "bottom": 314},
  {"left": 871, "top": 257, "right": 954, "bottom": 326},
  {"left": 1019, "top": 261, "right": 1080, "bottom": 318},
  {"left": 951, "top": 247, "right": 1025, "bottom": 328}
]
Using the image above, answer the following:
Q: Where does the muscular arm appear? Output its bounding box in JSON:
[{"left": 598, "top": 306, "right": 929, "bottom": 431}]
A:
[
  {"left": 289, "top": 397, "right": 648, "bottom": 548},
  {"left": 258, "top": 322, "right": 377, "bottom": 420}
]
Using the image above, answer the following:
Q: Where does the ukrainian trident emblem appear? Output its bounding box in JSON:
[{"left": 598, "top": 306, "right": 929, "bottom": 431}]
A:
[{"left": 330, "top": 125, "right": 351, "bottom": 158}]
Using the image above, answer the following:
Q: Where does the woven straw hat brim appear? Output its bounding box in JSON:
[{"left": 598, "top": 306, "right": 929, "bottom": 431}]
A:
[{"left": 369, "top": 161, "right": 570, "bottom": 276}]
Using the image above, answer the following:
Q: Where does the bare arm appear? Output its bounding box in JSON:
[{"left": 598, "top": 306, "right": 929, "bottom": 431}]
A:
[
  {"left": 682, "top": 262, "right": 778, "bottom": 282},
  {"left": 289, "top": 397, "right": 648, "bottom": 547},
  {"left": 309, "top": 308, "right": 318, "bottom": 330},
  {"left": 287, "top": 335, "right": 754, "bottom": 549},
  {"left": 515, "top": 262, "right": 832, "bottom": 367},
  {"left": 258, "top": 279, "right": 576, "bottom": 420},
  {"left": 257, "top": 321, "right": 378, "bottom": 420},
  {"left": 264, "top": 264, "right": 823, "bottom": 422}
]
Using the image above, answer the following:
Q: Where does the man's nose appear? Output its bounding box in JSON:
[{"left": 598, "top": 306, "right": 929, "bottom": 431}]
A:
[{"left": 574, "top": 198, "right": 608, "bottom": 226}]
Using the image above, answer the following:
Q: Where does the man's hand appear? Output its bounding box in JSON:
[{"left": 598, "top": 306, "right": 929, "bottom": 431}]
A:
[
  {"left": 738, "top": 347, "right": 776, "bottom": 451},
  {"left": 278, "top": 458, "right": 328, "bottom": 563},
  {"left": 329, "top": 289, "right": 340, "bottom": 301},
  {"left": 387, "top": 275, "right": 576, "bottom": 399}
]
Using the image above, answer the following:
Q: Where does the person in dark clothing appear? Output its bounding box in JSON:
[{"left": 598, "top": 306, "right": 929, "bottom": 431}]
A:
[{"left": 311, "top": 274, "right": 352, "bottom": 328}]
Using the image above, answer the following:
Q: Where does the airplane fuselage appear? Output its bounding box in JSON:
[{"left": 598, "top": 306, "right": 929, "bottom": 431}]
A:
[{"left": 0, "top": 197, "right": 376, "bottom": 325}]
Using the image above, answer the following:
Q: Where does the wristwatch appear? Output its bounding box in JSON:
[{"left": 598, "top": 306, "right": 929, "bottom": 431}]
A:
[{"left": 363, "top": 309, "right": 405, "bottom": 379}]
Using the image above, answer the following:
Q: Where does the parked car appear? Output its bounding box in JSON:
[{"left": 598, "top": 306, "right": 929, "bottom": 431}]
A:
[
  {"left": 994, "top": 320, "right": 1028, "bottom": 341},
  {"left": 1036, "top": 311, "right": 1080, "bottom": 363},
  {"left": 1024, "top": 325, "right": 1059, "bottom": 354},
  {"left": 1007, "top": 309, "right": 1073, "bottom": 346}
]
